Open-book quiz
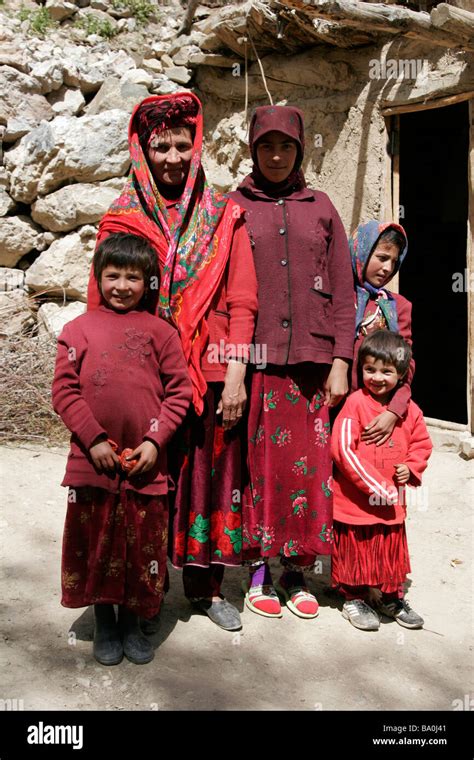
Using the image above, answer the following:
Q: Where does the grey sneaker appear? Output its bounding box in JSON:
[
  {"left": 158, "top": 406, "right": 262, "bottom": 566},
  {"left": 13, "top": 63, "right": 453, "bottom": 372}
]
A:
[
  {"left": 192, "top": 598, "right": 242, "bottom": 631},
  {"left": 342, "top": 599, "right": 380, "bottom": 631},
  {"left": 378, "top": 599, "right": 424, "bottom": 629}
]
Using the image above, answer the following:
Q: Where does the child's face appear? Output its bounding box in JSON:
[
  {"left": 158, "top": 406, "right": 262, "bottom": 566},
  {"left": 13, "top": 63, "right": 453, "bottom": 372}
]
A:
[
  {"left": 100, "top": 265, "right": 146, "bottom": 311},
  {"left": 362, "top": 355, "right": 403, "bottom": 403},
  {"left": 364, "top": 241, "right": 399, "bottom": 288}
]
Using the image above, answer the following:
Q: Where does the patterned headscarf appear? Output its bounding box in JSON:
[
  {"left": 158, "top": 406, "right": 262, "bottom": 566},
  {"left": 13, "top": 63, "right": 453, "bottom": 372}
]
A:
[
  {"left": 349, "top": 220, "right": 408, "bottom": 336},
  {"left": 89, "top": 93, "right": 242, "bottom": 415}
]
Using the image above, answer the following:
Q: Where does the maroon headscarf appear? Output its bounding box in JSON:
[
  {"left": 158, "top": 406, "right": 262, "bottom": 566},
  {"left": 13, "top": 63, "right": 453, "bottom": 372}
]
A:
[{"left": 241, "top": 105, "right": 307, "bottom": 197}]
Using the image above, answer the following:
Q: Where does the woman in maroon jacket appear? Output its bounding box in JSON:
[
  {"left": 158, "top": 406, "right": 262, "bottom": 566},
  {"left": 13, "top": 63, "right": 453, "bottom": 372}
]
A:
[{"left": 229, "top": 105, "right": 355, "bottom": 619}]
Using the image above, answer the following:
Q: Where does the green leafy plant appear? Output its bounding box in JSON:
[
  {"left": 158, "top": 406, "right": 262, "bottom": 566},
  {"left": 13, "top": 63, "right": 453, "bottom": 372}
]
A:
[
  {"left": 74, "top": 13, "right": 117, "bottom": 39},
  {"left": 18, "top": 6, "right": 57, "bottom": 35},
  {"left": 111, "top": 0, "right": 158, "bottom": 26}
]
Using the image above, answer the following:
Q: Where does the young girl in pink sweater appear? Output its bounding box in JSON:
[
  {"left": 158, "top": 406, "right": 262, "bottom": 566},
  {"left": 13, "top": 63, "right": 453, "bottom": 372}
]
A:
[{"left": 52, "top": 234, "right": 192, "bottom": 665}]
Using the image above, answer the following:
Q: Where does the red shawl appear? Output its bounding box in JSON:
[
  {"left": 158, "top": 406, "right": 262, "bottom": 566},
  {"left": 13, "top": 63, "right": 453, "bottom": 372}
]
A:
[{"left": 87, "top": 93, "right": 242, "bottom": 415}]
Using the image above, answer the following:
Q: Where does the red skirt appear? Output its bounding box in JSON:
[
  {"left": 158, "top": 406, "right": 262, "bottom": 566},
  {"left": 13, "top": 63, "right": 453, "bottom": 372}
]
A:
[
  {"left": 61, "top": 487, "right": 168, "bottom": 619},
  {"left": 243, "top": 363, "right": 333, "bottom": 561},
  {"left": 168, "top": 382, "right": 243, "bottom": 569},
  {"left": 331, "top": 519, "right": 411, "bottom": 592}
]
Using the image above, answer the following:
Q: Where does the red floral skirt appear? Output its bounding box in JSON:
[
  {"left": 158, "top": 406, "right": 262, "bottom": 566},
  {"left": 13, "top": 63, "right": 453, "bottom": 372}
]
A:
[
  {"left": 168, "top": 382, "right": 243, "bottom": 569},
  {"left": 331, "top": 520, "right": 411, "bottom": 593},
  {"left": 61, "top": 487, "right": 168, "bottom": 619},
  {"left": 242, "top": 363, "right": 333, "bottom": 561}
]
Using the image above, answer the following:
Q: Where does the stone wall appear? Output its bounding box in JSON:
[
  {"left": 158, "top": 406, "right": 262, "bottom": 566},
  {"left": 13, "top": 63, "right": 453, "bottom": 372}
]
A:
[{"left": 0, "top": 0, "right": 472, "bottom": 340}]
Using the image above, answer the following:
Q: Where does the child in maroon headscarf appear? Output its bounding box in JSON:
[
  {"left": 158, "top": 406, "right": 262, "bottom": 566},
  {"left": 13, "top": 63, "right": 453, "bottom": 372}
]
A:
[
  {"left": 52, "top": 233, "right": 192, "bottom": 665},
  {"left": 230, "top": 105, "right": 355, "bottom": 619}
]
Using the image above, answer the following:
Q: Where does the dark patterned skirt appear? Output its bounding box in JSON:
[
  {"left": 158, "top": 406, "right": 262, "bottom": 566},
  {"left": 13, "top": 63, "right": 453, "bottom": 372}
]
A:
[
  {"left": 168, "top": 382, "right": 243, "bottom": 569},
  {"left": 61, "top": 486, "right": 168, "bottom": 619},
  {"left": 242, "top": 363, "right": 333, "bottom": 561},
  {"left": 331, "top": 520, "right": 411, "bottom": 593}
]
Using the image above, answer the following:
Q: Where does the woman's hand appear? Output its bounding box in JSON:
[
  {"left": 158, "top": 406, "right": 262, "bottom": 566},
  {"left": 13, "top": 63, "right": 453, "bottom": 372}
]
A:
[
  {"left": 361, "top": 411, "right": 398, "bottom": 446},
  {"left": 394, "top": 463, "right": 410, "bottom": 485},
  {"left": 126, "top": 441, "right": 159, "bottom": 477},
  {"left": 89, "top": 439, "right": 120, "bottom": 473},
  {"left": 323, "top": 358, "right": 349, "bottom": 407},
  {"left": 217, "top": 360, "right": 247, "bottom": 430}
]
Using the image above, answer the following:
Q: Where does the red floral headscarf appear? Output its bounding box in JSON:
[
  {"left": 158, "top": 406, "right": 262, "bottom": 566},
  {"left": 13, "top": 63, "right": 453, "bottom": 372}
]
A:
[{"left": 88, "top": 93, "right": 242, "bottom": 415}]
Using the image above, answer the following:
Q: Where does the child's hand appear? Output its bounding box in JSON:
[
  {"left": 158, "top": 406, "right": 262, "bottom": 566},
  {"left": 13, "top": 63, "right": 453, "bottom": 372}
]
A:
[
  {"left": 394, "top": 463, "right": 410, "bottom": 485},
  {"left": 126, "top": 441, "right": 159, "bottom": 477},
  {"left": 89, "top": 440, "right": 121, "bottom": 473},
  {"left": 362, "top": 411, "right": 398, "bottom": 446}
]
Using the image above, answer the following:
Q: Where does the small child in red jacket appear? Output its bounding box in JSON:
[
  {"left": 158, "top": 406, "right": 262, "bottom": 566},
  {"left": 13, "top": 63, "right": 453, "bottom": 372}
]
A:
[
  {"left": 350, "top": 221, "right": 414, "bottom": 446},
  {"left": 52, "top": 234, "right": 192, "bottom": 665},
  {"left": 331, "top": 330, "right": 432, "bottom": 631}
]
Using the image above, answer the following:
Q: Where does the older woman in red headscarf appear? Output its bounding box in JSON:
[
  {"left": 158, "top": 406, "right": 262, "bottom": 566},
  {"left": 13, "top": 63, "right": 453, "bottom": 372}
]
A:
[
  {"left": 229, "top": 105, "right": 355, "bottom": 619},
  {"left": 88, "top": 93, "right": 258, "bottom": 632}
]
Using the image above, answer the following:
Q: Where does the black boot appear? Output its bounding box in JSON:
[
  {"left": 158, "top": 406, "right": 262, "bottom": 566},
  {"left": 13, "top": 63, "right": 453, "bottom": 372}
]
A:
[
  {"left": 118, "top": 606, "right": 154, "bottom": 665},
  {"left": 93, "top": 604, "right": 123, "bottom": 666}
]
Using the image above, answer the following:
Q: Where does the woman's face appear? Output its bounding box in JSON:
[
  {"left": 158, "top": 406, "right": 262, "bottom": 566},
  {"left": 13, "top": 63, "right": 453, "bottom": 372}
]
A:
[
  {"left": 147, "top": 126, "right": 193, "bottom": 186},
  {"left": 255, "top": 130, "right": 298, "bottom": 184}
]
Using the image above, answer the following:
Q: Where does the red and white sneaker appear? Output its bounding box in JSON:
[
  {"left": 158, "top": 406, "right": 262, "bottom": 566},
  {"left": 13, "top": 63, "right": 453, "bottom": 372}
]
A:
[{"left": 242, "top": 581, "right": 283, "bottom": 618}]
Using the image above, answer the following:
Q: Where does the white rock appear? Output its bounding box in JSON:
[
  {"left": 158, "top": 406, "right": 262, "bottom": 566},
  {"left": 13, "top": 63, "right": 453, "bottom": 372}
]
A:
[
  {"left": 45, "top": 0, "right": 77, "bottom": 22},
  {"left": 167, "top": 35, "right": 194, "bottom": 57},
  {"left": 31, "top": 182, "right": 120, "bottom": 232},
  {"left": 0, "top": 289, "right": 35, "bottom": 337},
  {"left": 90, "top": 0, "right": 109, "bottom": 10},
  {"left": 5, "top": 110, "right": 130, "bottom": 203},
  {"left": 0, "top": 188, "right": 16, "bottom": 217},
  {"left": 37, "top": 300, "right": 86, "bottom": 338},
  {"left": 25, "top": 227, "right": 96, "bottom": 300},
  {"left": 161, "top": 54, "right": 174, "bottom": 69},
  {"left": 0, "top": 65, "right": 54, "bottom": 142},
  {"left": 121, "top": 68, "right": 153, "bottom": 88},
  {"left": 29, "top": 60, "right": 64, "bottom": 94},
  {"left": 150, "top": 77, "right": 180, "bottom": 95},
  {"left": 0, "top": 268, "right": 25, "bottom": 293},
  {"left": 48, "top": 86, "right": 85, "bottom": 116},
  {"left": 163, "top": 66, "right": 192, "bottom": 85},
  {"left": 0, "top": 43, "right": 29, "bottom": 73},
  {"left": 142, "top": 58, "right": 163, "bottom": 75},
  {"left": 62, "top": 46, "right": 135, "bottom": 93},
  {"left": 86, "top": 77, "right": 149, "bottom": 116},
  {"left": 150, "top": 41, "right": 169, "bottom": 57},
  {"left": 36, "top": 231, "right": 59, "bottom": 252},
  {"left": 0, "top": 216, "right": 42, "bottom": 267},
  {"left": 172, "top": 45, "right": 202, "bottom": 67},
  {"left": 117, "top": 18, "right": 136, "bottom": 32}
]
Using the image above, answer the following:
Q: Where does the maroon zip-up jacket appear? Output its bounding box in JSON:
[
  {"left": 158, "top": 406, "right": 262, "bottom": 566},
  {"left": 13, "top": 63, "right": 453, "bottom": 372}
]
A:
[{"left": 229, "top": 186, "right": 355, "bottom": 366}]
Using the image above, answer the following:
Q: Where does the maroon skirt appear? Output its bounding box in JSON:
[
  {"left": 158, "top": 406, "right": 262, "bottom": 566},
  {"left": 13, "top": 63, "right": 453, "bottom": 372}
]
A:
[
  {"left": 242, "top": 363, "right": 333, "bottom": 561},
  {"left": 168, "top": 382, "right": 243, "bottom": 569},
  {"left": 331, "top": 519, "right": 411, "bottom": 592},
  {"left": 61, "top": 486, "right": 168, "bottom": 619}
]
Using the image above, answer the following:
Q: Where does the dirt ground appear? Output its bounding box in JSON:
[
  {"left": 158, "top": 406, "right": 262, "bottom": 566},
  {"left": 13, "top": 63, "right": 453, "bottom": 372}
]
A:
[{"left": 0, "top": 442, "right": 472, "bottom": 712}]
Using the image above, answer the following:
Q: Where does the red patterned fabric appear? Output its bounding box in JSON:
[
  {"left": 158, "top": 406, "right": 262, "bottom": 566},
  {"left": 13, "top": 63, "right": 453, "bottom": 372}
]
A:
[
  {"left": 242, "top": 364, "right": 334, "bottom": 561},
  {"left": 61, "top": 487, "right": 169, "bottom": 619},
  {"left": 167, "top": 383, "right": 243, "bottom": 569},
  {"left": 331, "top": 520, "right": 411, "bottom": 593}
]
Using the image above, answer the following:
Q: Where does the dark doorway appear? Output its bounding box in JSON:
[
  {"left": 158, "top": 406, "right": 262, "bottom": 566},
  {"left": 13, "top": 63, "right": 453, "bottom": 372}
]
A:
[{"left": 398, "top": 101, "right": 469, "bottom": 424}]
